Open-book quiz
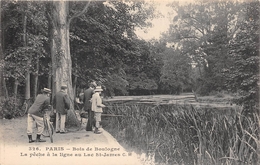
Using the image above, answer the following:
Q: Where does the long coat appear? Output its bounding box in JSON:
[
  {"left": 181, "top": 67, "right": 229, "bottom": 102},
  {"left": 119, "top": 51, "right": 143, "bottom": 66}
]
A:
[
  {"left": 53, "top": 90, "right": 70, "bottom": 115},
  {"left": 83, "top": 87, "right": 94, "bottom": 111}
]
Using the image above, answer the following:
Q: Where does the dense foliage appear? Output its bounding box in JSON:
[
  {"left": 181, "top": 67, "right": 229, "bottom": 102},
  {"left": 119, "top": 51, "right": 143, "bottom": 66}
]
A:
[
  {"left": 160, "top": 0, "right": 259, "bottom": 110},
  {"left": 225, "top": 2, "right": 259, "bottom": 111},
  {"left": 1, "top": 0, "right": 259, "bottom": 117},
  {"left": 2, "top": 1, "right": 49, "bottom": 92}
]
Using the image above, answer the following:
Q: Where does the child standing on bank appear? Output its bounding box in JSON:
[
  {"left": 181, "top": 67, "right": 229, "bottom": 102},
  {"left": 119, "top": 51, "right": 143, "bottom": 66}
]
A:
[{"left": 91, "top": 86, "right": 105, "bottom": 134}]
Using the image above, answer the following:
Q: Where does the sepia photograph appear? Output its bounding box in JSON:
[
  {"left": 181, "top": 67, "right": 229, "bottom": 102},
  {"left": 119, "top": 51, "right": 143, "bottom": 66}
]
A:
[{"left": 0, "top": 0, "right": 259, "bottom": 164}]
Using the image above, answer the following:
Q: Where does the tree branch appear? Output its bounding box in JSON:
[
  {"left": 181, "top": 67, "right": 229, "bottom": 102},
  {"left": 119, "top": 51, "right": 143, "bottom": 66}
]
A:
[
  {"left": 189, "top": 16, "right": 209, "bottom": 34},
  {"left": 68, "top": 1, "right": 91, "bottom": 25}
]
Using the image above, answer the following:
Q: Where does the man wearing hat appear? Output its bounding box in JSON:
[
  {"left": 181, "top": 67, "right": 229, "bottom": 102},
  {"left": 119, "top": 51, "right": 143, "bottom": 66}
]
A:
[
  {"left": 91, "top": 86, "right": 106, "bottom": 134},
  {"left": 83, "top": 81, "right": 97, "bottom": 131},
  {"left": 27, "top": 88, "right": 51, "bottom": 143},
  {"left": 53, "top": 84, "right": 70, "bottom": 134}
]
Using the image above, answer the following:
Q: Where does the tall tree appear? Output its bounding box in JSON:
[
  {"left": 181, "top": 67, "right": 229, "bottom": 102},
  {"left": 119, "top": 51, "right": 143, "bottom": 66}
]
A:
[
  {"left": 164, "top": 0, "right": 242, "bottom": 95},
  {"left": 2, "top": 1, "right": 47, "bottom": 111},
  {"left": 46, "top": 1, "right": 91, "bottom": 125},
  {"left": 160, "top": 47, "right": 193, "bottom": 94},
  {"left": 69, "top": 1, "right": 155, "bottom": 95},
  {"left": 226, "top": 1, "right": 259, "bottom": 112}
]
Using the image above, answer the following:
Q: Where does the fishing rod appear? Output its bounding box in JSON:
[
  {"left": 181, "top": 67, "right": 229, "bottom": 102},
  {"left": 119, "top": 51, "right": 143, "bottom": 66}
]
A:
[
  {"left": 104, "top": 105, "right": 127, "bottom": 108},
  {"left": 101, "top": 114, "right": 124, "bottom": 117}
]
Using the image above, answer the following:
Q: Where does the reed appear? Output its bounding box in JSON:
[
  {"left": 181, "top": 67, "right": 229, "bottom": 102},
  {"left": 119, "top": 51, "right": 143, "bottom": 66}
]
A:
[{"left": 103, "top": 103, "right": 259, "bottom": 165}]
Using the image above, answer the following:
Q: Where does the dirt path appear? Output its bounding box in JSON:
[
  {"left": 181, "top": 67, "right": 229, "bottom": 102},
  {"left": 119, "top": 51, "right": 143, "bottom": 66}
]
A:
[{"left": 0, "top": 116, "right": 146, "bottom": 165}]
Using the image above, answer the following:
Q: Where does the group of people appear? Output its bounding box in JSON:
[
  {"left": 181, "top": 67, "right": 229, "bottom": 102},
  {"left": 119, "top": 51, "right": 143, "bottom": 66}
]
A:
[
  {"left": 26, "top": 81, "right": 105, "bottom": 143},
  {"left": 81, "top": 82, "right": 105, "bottom": 134}
]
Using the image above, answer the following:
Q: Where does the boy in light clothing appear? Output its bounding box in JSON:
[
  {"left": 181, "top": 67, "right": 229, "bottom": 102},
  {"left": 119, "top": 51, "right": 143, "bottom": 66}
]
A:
[{"left": 91, "top": 86, "right": 105, "bottom": 134}]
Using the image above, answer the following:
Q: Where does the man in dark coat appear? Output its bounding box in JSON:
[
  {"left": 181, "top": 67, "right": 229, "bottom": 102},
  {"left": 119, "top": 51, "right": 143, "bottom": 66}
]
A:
[
  {"left": 27, "top": 88, "right": 51, "bottom": 143},
  {"left": 83, "top": 81, "right": 97, "bottom": 131},
  {"left": 53, "top": 84, "right": 70, "bottom": 134}
]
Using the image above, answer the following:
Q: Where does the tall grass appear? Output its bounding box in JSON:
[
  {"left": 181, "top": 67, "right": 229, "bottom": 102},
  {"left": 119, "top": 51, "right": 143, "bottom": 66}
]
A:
[{"left": 103, "top": 103, "right": 259, "bottom": 165}]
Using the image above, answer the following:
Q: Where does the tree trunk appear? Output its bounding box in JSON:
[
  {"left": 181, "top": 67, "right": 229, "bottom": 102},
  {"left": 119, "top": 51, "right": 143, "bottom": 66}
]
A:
[
  {"left": 47, "top": 1, "right": 91, "bottom": 126},
  {"left": 47, "top": 1, "right": 78, "bottom": 126},
  {"left": 23, "top": 9, "right": 31, "bottom": 100},
  {"left": 33, "top": 53, "right": 39, "bottom": 100},
  {"left": 13, "top": 79, "right": 19, "bottom": 112},
  {"left": 0, "top": 1, "right": 8, "bottom": 99},
  {"left": 0, "top": 23, "right": 3, "bottom": 98},
  {"left": 48, "top": 66, "right": 52, "bottom": 89},
  {"left": 73, "top": 76, "right": 77, "bottom": 98},
  {"left": 2, "top": 78, "right": 8, "bottom": 98}
]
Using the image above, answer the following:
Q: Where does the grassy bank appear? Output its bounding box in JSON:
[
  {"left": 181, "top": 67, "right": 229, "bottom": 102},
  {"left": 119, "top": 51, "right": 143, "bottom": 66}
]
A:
[{"left": 102, "top": 103, "right": 258, "bottom": 165}]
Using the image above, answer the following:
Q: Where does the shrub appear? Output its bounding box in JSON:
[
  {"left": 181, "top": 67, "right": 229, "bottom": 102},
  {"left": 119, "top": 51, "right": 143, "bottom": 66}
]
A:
[
  {"left": 215, "top": 92, "right": 225, "bottom": 98},
  {"left": 0, "top": 97, "right": 24, "bottom": 119}
]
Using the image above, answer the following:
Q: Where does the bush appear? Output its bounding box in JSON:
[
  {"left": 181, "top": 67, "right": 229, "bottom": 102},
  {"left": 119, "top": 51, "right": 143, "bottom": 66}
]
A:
[
  {"left": 215, "top": 92, "right": 225, "bottom": 98},
  {"left": 0, "top": 97, "right": 23, "bottom": 119}
]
